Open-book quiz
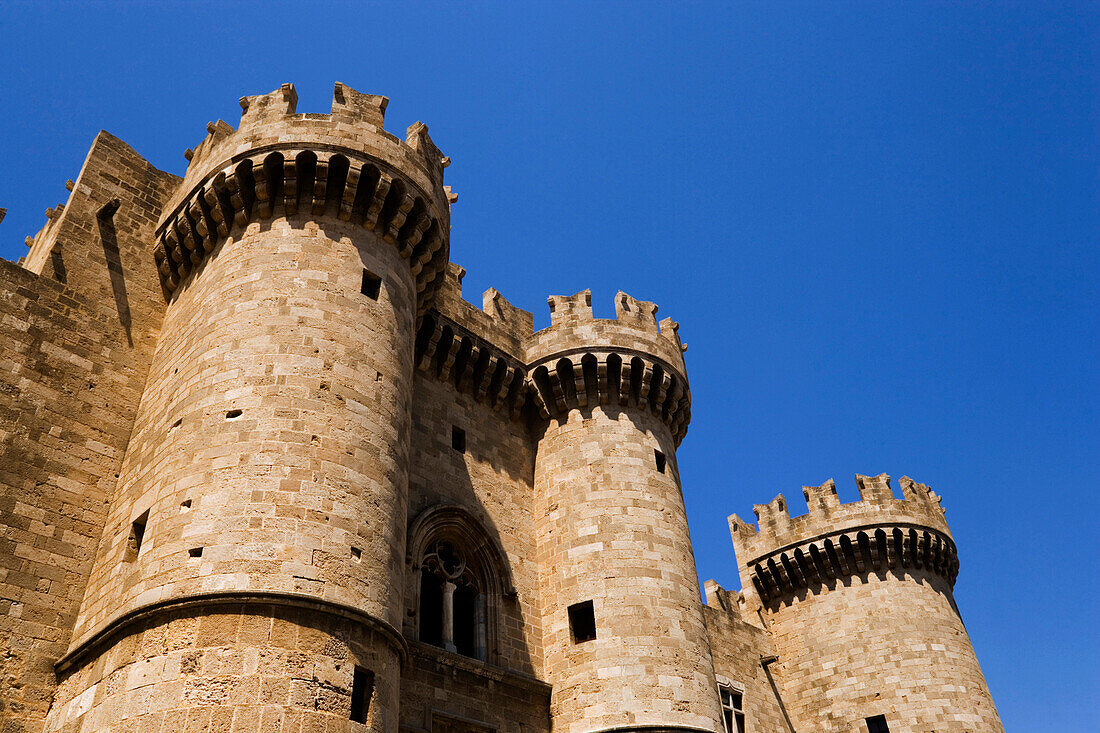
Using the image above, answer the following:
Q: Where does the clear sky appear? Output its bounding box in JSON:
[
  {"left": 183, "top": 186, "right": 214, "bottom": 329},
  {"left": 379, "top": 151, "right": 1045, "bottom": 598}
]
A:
[{"left": 1, "top": 1, "right": 1096, "bottom": 729}]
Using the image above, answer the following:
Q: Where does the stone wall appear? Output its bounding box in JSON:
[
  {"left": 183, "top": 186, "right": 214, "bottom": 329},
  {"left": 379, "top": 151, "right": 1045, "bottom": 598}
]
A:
[
  {"left": 71, "top": 215, "right": 416, "bottom": 640},
  {"left": 398, "top": 642, "right": 549, "bottom": 733},
  {"left": 702, "top": 583, "right": 794, "bottom": 733},
  {"left": 0, "top": 132, "right": 176, "bottom": 732},
  {"left": 407, "top": 375, "right": 541, "bottom": 677},
  {"left": 757, "top": 568, "right": 1002, "bottom": 732},
  {"left": 48, "top": 603, "right": 401, "bottom": 733}
]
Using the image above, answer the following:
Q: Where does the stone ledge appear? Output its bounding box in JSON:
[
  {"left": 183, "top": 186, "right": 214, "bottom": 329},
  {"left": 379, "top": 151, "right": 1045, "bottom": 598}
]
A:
[
  {"left": 56, "top": 590, "right": 409, "bottom": 675},
  {"left": 407, "top": 639, "right": 551, "bottom": 696}
]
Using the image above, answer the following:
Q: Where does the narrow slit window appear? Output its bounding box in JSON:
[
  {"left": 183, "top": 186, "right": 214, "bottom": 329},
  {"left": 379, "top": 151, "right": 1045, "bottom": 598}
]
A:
[
  {"left": 568, "top": 600, "right": 596, "bottom": 644},
  {"left": 451, "top": 426, "right": 466, "bottom": 453},
  {"left": 361, "top": 270, "right": 381, "bottom": 300},
  {"left": 654, "top": 449, "right": 666, "bottom": 474},
  {"left": 125, "top": 510, "right": 149, "bottom": 562},
  {"left": 866, "top": 715, "right": 889, "bottom": 733},
  {"left": 350, "top": 666, "right": 374, "bottom": 724}
]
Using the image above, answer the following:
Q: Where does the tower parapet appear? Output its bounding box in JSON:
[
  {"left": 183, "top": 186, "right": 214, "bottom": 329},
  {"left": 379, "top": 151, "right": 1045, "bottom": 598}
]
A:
[
  {"left": 525, "top": 289, "right": 691, "bottom": 444},
  {"left": 153, "top": 82, "right": 450, "bottom": 313},
  {"left": 730, "top": 474, "right": 1002, "bottom": 731},
  {"left": 730, "top": 474, "right": 958, "bottom": 603}
]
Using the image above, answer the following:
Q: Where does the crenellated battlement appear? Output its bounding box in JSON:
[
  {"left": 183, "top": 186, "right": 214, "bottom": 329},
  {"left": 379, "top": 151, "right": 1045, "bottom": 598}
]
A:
[
  {"left": 153, "top": 83, "right": 451, "bottom": 311},
  {"left": 524, "top": 289, "right": 691, "bottom": 443},
  {"left": 172, "top": 82, "right": 442, "bottom": 202},
  {"left": 729, "top": 474, "right": 957, "bottom": 602},
  {"left": 414, "top": 265, "right": 529, "bottom": 418}
]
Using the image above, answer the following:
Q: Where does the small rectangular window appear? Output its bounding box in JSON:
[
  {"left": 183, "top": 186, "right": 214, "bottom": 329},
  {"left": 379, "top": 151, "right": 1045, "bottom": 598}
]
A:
[
  {"left": 654, "top": 449, "right": 666, "bottom": 473},
  {"left": 188, "top": 547, "right": 203, "bottom": 558},
  {"left": 350, "top": 666, "right": 374, "bottom": 724},
  {"left": 361, "top": 270, "right": 381, "bottom": 300},
  {"left": 125, "top": 510, "right": 149, "bottom": 562},
  {"left": 451, "top": 426, "right": 466, "bottom": 453},
  {"left": 866, "top": 715, "right": 889, "bottom": 733},
  {"left": 719, "top": 684, "right": 746, "bottom": 733},
  {"left": 568, "top": 600, "right": 596, "bottom": 643}
]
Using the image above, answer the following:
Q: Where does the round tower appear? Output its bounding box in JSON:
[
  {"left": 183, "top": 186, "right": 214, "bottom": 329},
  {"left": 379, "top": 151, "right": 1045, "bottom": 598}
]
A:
[
  {"left": 730, "top": 474, "right": 1004, "bottom": 732},
  {"left": 528, "top": 290, "right": 724, "bottom": 733},
  {"left": 49, "top": 83, "right": 451, "bottom": 732}
]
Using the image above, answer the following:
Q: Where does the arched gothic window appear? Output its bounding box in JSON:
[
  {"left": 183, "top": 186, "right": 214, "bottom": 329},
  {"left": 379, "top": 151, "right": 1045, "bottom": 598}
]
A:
[
  {"left": 407, "top": 505, "right": 514, "bottom": 664},
  {"left": 419, "top": 540, "right": 485, "bottom": 659}
]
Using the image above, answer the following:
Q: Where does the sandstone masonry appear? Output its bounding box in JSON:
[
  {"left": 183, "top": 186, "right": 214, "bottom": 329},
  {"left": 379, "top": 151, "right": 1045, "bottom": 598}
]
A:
[{"left": 0, "top": 83, "right": 1003, "bottom": 733}]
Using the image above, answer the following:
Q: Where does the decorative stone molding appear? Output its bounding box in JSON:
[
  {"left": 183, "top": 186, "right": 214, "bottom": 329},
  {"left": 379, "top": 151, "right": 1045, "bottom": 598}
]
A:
[
  {"left": 415, "top": 311, "right": 527, "bottom": 417},
  {"left": 527, "top": 348, "right": 690, "bottom": 444},
  {"left": 154, "top": 146, "right": 448, "bottom": 311},
  {"left": 731, "top": 474, "right": 960, "bottom": 603},
  {"left": 523, "top": 289, "right": 692, "bottom": 444},
  {"left": 743, "top": 523, "right": 959, "bottom": 604}
]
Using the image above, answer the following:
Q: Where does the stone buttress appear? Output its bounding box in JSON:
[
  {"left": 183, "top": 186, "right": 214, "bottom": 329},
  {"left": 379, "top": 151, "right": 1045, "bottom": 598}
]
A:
[
  {"left": 730, "top": 474, "right": 1004, "bottom": 732},
  {"left": 528, "top": 290, "right": 724, "bottom": 733},
  {"left": 46, "top": 83, "right": 452, "bottom": 732}
]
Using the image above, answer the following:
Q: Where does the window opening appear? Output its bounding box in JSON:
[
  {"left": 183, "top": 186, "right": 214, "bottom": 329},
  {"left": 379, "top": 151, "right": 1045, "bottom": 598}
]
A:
[
  {"left": 451, "top": 426, "right": 466, "bottom": 452},
  {"left": 719, "top": 684, "right": 746, "bottom": 733},
  {"left": 419, "top": 566, "right": 444, "bottom": 647},
  {"left": 419, "top": 540, "right": 486, "bottom": 660},
  {"left": 361, "top": 269, "right": 381, "bottom": 300},
  {"left": 125, "top": 510, "right": 149, "bottom": 562},
  {"left": 453, "top": 583, "right": 479, "bottom": 657},
  {"left": 655, "top": 449, "right": 666, "bottom": 473},
  {"left": 350, "top": 666, "right": 374, "bottom": 724},
  {"left": 568, "top": 600, "right": 596, "bottom": 643},
  {"left": 188, "top": 547, "right": 203, "bottom": 558},
  {"left": 866, "top": 715, "right": 889, "bottom": 733}
]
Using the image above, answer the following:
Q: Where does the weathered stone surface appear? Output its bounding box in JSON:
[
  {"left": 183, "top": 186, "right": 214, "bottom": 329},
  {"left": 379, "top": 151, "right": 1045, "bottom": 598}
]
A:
[{"left": 0, "top": 83, "right": 1001, "bottom": 733}]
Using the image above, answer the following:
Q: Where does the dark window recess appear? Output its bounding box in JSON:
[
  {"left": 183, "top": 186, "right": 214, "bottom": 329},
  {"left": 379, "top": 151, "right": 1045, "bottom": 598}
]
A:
[
  {"left": 361, "top": 270, "right": 381, "bottom": 300},
  {"left": 125, "top": 510, "right": 149, "bottom": 562},
  {"left": 349, "top": 666, "right": 374, "bottom": 724},
  {"left": 453, "top": 583, "right": 478, "bottom": 657},
  {"left": 188, "top": 547, "right": 203, "bottom": 558},
  {"left": 654, "top": 449, "right": 667, "bottom": 473},
  {"left": 225, "top": 409, "right": 243, "bottom": 419},
  {"left": 419, "top": 567, "right": 444, "bottom": 647},
  {"left": 866, "top": 715, "right": 890, "bottom": 733},
  {"left": 568, "top": 600, "right": 597, "bottom": 643},
  {"left": 451, "top": 426, "right": 466, "bottom": 452}
]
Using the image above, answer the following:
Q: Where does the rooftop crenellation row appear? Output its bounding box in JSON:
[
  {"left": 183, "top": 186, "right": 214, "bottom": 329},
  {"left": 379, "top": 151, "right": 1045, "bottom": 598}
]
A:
[{"left": 729, "top": 473, "right": 951, "bottom": 566}]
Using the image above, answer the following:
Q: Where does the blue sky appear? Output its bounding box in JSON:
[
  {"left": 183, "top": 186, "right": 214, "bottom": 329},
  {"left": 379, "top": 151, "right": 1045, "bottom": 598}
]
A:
[{"left": 1, "top": 2, "right": 1096, "bottom": 728}]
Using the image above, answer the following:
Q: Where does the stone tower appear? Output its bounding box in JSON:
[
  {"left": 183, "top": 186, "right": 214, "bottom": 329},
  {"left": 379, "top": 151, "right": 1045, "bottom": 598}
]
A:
[
  {"left": 528, "top": 290, "right": 724, "bottom": 733},
  {"left": 48, "top": 83, "right": 451, "bottom": 731},
  {"left": 0, "top": 81, "right": 1003, "bottom": 733},
  {"left": 730, "top": 474, "right": 1004, "bottom": 732}
]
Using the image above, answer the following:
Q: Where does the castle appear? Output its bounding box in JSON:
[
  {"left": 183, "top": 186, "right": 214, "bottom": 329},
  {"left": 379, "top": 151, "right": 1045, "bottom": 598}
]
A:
[{"left": 0, "top": 83, "right": 1003, "bottom": 733}]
